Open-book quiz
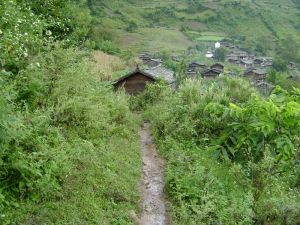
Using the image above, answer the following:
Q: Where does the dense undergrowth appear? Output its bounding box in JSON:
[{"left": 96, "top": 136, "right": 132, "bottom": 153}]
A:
[
  {"left": 1, "top": 48, "right": 141, "bottom": 225},
  {"left": 143, "top": 77, "right": 300, "bottom": 224},
  {"left": 2, "top": 1, "right": 300, "bottom": 224},
  {"left": 1, "top": 1, "right": 141, "bottom": 224}
]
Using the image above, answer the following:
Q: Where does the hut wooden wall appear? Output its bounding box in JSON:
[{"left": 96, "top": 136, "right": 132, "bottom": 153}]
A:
[
  {"left": 202, "top": 71, "right": 219, "bottom": 79},
  {"left": 114, "top": 73, "right": 156, "bottom": 94}
]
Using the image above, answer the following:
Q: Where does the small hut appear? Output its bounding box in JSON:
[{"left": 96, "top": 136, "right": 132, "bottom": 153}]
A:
[
  {"left": 211, "top": 63, "right": 224, "bottom": 72},
  {"left": 244, "top": 68, "right": 267, "bottom": 82},
  {"left": 188, "top": 62, "right": 206, "bottom": 72},
  {"left": 113, "top": 65, "right": 175, "bottom": 94},
  {"left": 113, "top": 69, "right": 156, "bottom": 94},
  {"left": 240, "top": 59, "right": 253, "bottom": 68},
  {"left": 202, "top": 68, "right": 222, "bottom": 79}
]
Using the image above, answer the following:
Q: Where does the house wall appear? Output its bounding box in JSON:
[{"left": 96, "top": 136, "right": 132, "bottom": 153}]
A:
[
  {"left": 245, "top": 72, "right": 267, "bottom": 82},
  {"left": 211, "top": 65, "right": 224, "bottom": 71},
  {"left": 245, "top": 72, "right": 255, "bottom": 80},
  {"left": 203, "top": 76, "right": 217, "bottom": 80},
  {"left": 202, "top": 72, "right": 219, "bottom": 79},
  {"left": 114, "top": 73, "right": 156, "bottom": 94}
]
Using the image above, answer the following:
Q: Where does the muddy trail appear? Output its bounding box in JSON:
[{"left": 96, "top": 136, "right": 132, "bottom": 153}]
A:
[{"left": 139, "top": 122, "right": 168, "bottom": 225}]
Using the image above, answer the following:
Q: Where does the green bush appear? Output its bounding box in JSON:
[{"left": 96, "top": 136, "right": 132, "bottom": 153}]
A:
[
  {"left": 129, "top": 81, "right": 172, "bottom": 111},
  {"left": 126, "top": 21, "right": 138, "bottom": 32},
  {"left": 144, "top": 77, "right": 300, "bottom": 224},
  {"left": 95, "top": 40, "right": 121, "bottom": 55},
  {"left": 0, "top": 0, "right": 91, "bottom": 74},
  {"left": 1, "top": 1, "right": 139, "bottom": 224},
  {"left": 2, "top": 48, "right": 141, "bottom": 224}
]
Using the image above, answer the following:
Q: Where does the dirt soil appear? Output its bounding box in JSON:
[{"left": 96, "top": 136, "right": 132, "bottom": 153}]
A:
[{"left": 139, "top": 122, "right": 168, "bottom": 225}]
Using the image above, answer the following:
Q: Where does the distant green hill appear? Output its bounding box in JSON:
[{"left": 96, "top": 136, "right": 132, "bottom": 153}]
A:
[{"left": 87, "top": 0, "right": 300, "bottom": 57}]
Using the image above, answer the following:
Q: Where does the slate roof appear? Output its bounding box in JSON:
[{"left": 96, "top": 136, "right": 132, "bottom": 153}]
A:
[
  {"left": 145, "top": 65, "right": 175, "bottom": 84},
  {"left": 244, "top": 68, "right": 267, "bottom": 75},
  {"left": 139, "top": 55, "right": 163, "bottom": 65},
  {"left": 189, "top": 62, "right": 206, "bottom": 67},
  {"left": 211, "top": 63, "right": 224, "bottom": 68},
  {"left": 202, "top": 68, "right": 223, "bottom": 76},
  {"left": 255, "top": 68, "right": 268, "bottom": 75},
  {"left": 256, "top": 81, "right": 274, "bottom": 88},
  {"left": 240, "top": 59, "right": 253, "bottom": 65},
  {"left": 210, "top": 63, "right": 224, "bottom": 71},
  {"left": 113, "top": 65, "right": 175, "bottom": 85},
  {"left": 149, "top": 58, "right": 163, "bottom": 63}
]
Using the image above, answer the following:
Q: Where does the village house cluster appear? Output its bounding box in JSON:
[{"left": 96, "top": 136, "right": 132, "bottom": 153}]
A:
[
  {"left": 113, "top": 45, "right": 279, "bottom": 94},
  {"left": 184, "top": 42, "right": 278, "bottom": 85},
  {"left": 186, "top": 62, "right": 224, "bottom": 79}
]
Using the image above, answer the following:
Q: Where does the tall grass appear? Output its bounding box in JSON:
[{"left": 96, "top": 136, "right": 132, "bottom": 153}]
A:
[
  {"left": 143, "top": 77, "right": 300, "bottom": 224},
  {"left": 2, "top": 48, "right": 141, "bottom": 225}
]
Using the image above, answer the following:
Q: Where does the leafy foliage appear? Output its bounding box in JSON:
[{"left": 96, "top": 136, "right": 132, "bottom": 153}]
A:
[
  {"left": 213, "top": 47, "right": 228, "bottom": 62},
  {"left": 0, "top": 0, "right": 91, "bottom": 74},
  {"left": 0, "top": 1, "right": 140, "bottom": 224},
  {"left": 211, "top": 87, "right": 300, "bottom": 163},
  {"left": 144, "top": 77, "right": 300, "bottom": 224},
  {"left": 2, "top": 47, "right": 141, "bottom": 224}
]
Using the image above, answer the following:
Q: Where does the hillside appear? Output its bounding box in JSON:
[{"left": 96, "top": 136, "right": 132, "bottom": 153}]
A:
[
  {"left": 1, "top": 1, "right": 300, "bottom": 224},
  {"left": 87, "top": 0, "right": 300, "bottom": 56}
]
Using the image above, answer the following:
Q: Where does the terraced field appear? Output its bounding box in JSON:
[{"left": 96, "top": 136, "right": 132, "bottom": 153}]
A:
[{"left": 88, "top": 0, "right": 300, "bottom": 54}]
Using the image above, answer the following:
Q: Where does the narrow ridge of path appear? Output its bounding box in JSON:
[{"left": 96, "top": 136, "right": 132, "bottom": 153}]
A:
[{"left": 139, "top": 122, "right": 168, "bottom": 225}]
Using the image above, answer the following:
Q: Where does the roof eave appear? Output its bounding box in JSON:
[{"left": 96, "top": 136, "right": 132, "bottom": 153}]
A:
[{"left": 113, "top": 69, "right": 158, "bottom": 85}]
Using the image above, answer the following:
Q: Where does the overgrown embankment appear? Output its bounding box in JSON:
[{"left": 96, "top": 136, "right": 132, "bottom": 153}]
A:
[
  {"left": 1, "top": 1, "right": 142, "bottom": 224},
  {"left": 142, "top": 77, "right": 300, "bottom": 224},
  {"left": 2, "top": 48, "right": 142, "bottom": 224}
]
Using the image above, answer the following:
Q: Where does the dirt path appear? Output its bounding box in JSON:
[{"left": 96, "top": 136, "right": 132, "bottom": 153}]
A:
[{"left": 139, "top": 122, "right": 168, "bottom": 225}]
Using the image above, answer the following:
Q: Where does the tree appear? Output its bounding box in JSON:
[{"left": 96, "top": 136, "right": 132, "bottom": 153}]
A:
[
  {"left": 214, "top": 47, "right": 228, "bottom": 62},
  {"left": 278, "top": 36, "right": 300, "bottom": 63},
  {"left": 255, "top": 36, "right": 272, "bottom": 55},
  {"left": 272, "top": 57, "right": 288, "bottom": 72},
  {"left": 126, "top": 21, "right": 138, "bottom": 32}
]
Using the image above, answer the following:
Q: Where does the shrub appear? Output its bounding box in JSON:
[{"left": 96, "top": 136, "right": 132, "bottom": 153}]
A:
[
  {"left": 2, "top": 48, "right": 139, "bottom": 223},
  {"left": 126, "top": 21, "right": 138, "bottom": 32},
  {"left": 144, "top": 77, "right": 300, "bottom": 224},
  {"left": 95, "top": 40, "right": 121, "bottom": 55}
]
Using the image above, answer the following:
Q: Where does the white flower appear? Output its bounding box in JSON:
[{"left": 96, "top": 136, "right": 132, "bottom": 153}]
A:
[
  {"left": 24, "top": 33, "right": 28, "bottom": 36},
  {"left": 46, "top": 30, "right": 52, "bottom": 36}
]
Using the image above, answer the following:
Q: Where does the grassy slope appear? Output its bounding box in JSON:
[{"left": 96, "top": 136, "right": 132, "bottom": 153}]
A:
[
  {"left": 5, "top": 51, "right": 142, "bottom": 225},
  {"left": 9, "top": 137, "right": 141, "bottom": 225},
  {"left": 89, "top": 0, "right": 300, "bottom": 54},
  {"left": 144, "top": 78, "right": 300, "bottom": 224}
]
